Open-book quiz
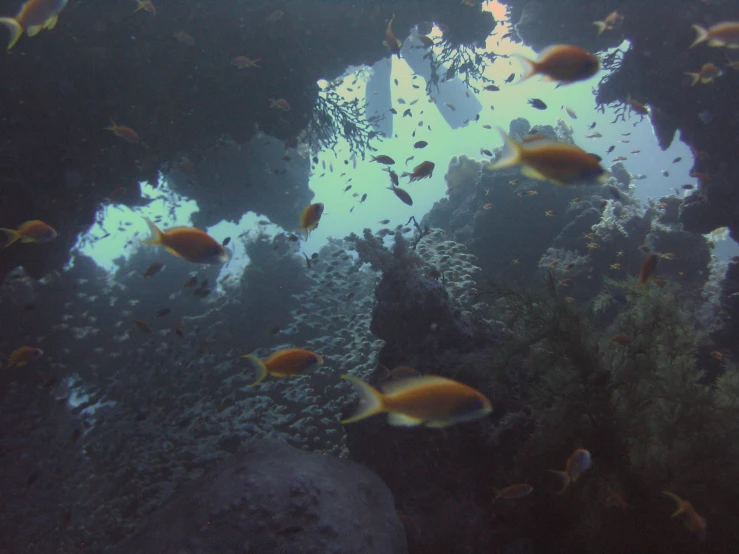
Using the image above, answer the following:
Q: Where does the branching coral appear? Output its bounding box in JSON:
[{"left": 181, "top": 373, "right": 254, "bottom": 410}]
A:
[{"left": 426, "top": 40, "right": 498, "bottom": 95}]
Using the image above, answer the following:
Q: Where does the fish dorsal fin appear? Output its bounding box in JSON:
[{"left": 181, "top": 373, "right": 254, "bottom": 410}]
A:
[
  {"left": 381, "top": 375, "right": 455, "bottom": 395},
  {"left": 387, "top": 412, "right": 425, "bottom": 426}
]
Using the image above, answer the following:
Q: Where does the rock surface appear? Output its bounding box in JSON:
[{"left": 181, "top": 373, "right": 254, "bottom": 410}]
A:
[{"left": 111, "top": 439, "right": 407, "bottom": 554}]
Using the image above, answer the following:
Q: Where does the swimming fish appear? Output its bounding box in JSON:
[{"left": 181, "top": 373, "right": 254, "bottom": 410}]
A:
[
  {"left": 548, "top": 448, "right": 592, "bottom": 494},
  {"left": 231, "top": 56, "right": 260, "bottom": 69},
  {"left": 299, "top": 202, "right": 324, "bottom": 238},
  {"left": 134, "top": 0, "right": 156, "bottom": 16},
  {"left": 242, "top": 348, "right": 323, "bottom": 386},
  {"left": 528, "top": 98, "right": 547, "bottom": 110},
  {"left": 638, "top": 253, "right": 659, "bottom": 286},
  {"left": 132, "top": 319, "right": 151, "bottom": 334},
  {"left": 514, "top": 44, "right": 600, "bottom": 85},
  {"left": 402, "top": 161, "right": 435, "bottom": 182},
  {"left": 562, "top": 105, "right": 577, "bottom": 119},
  {"left": 663, "top": 491, "right": 707, "bottom": 540},
  {"left": 484, "top": 84, "right": 500, "bottom": 91},
  {"left": 172, "top": 31, "right": 195, "bottom": 45},
  {"left": 141, "top": 218, "right": 229, "bottom": 264},
  {"left": 104, "top": 120, "right": 141, "bottom": 144},
  {"left": 685, "top": 62, "right": 722, "bottom": 85},
  {"left": 5, "top": 346, "right": 44, "bottom": 369},
  {"left": 593, "top": 11, "right": 624, "bottom": 35},
  {"left": 383, "top": 13, "right": 402, "bottom": 57},
  {"left": 0, "top": 0, "right": 67, "bottom": 50},
  {"left": 0, "top": 220, "right": 57, "bottom": 248},
  {"left": 493, "top": 484, "right": 533, "bottom": 502},
  {"left": 488, "top": 129, "right": 607, "bottom": 186},
  {"left": 340, "top": 374, "right": 492, "bottom": 428},
  {"left": 269, "top": 98, "right": 291, "bottom": 111},
  {"left": 387, "top": 185, "right": 413, "bottom": 206},
  {"left": 414, "top": 141, "right": 428, "bottom": 149},
  {"left": 371, "top": 155, "right": 396, "bottom": 165},
  {"left": 690, "top": 22, "right": 739, "bottom": 49},
  {"left": 142, "top": 261, "right": 164, "bottom": 278}
]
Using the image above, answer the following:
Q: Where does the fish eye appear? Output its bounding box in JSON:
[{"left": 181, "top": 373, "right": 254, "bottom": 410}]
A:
[{"left": 33, "top": 349, "right": 43, "bottom": 358}]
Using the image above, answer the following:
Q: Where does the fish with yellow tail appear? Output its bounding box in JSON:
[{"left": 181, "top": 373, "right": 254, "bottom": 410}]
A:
[
  {"left": 5, "top": 346, "right": 44, "bottom": 369},
  {"left": 488, "top": 129, "right": 608, "bottom": 186},
  {"left": 340, "top": 374, "right": 492, "bottom": 428},
  {"left": 299, "top": 202, "right": 324, "bottom": 238},
  {"left": 0, "top": 0, "right": 67, "bottom": 50},
  {"left": 1, "top": 220, "right": 57, "bottom": 248},
  {"left": 547, "top": 448, "right": 591, "bottom": 494},
  {"left": 242, "top": 348, "right": 323, "bottom": 386},
  {"left": 690, "top": 22, "right": 739, "bottom": 49},
  {"left": 140, "top": 217, "right": 228, "bottom": 264},
  {"left": 684, "top": 62, "right": 722, "bottom": 85},
  {"left": 383, "top": 13, "right": 402, "bottom": 58},
  {"left": 593, "top": 11, "right": 624, "bottom": 36},
  {"left": 513, "top": 44, "right": 600, "bottom": 85},
  {"left": 663, "top": 491, "right": 707, "bottom": 540}
]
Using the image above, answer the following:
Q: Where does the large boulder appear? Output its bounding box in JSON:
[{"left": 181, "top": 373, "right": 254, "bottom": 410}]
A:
[{"left": 111, "top": 439, "right": 407, "bottom": 554}]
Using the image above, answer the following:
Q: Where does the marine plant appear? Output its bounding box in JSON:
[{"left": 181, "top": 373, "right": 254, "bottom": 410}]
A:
[{"left": 426, "top": 40, "right": 498, "bottom": 95}]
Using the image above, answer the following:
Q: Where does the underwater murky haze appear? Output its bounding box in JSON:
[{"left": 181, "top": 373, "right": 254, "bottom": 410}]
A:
[{"left": 1, "top": 1, "right": 739, "bottom": 553}]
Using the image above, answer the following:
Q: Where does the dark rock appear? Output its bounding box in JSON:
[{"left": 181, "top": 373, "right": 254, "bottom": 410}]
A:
[{"left": 111, "top": 439, "right": 407, "bottom": 554}]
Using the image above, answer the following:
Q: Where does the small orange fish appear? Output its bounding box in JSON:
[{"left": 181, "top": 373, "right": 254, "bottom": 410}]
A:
[
  {"left": 172, "top": 31, "right": 194, "bottom": 45},
  {"left": 638, "top": 253, "right": 659, "bottom": 286},
  {"left": 488, "top": 129, "right": 608, "bottom": 186},
  {"left": 231, "top": 56, "right": 260, "bottom": 69},
  {"left": 132, "top": 319, "right": 151, "bottom": 334},
  {"left": 269, "top": 98, "right": 291, "bottom": 111},
  {"left": 387, "top": 185, "right": 413, "bottom": 206},
  {"left": 242, "top": 348, "right": 323, "bottom": 386},
  {"left": 402, "top": 161, "right": 435, "bottom": 182},
  {"left": 5, "top": 346, "right": 44, "bottom": 369},
  {"left": 299, "top": 202, "right": 324, "bottom": 238},
  {"left": 626, "top": 95, "right": 649, "bottom": 116},
  {"left": 493, "top": 483, "right": 533, "bottom": 502},
  {"left": 142, "top": 261, "right": 164, "bottom": 278},
  {"left": 685, "top": 62, "right": 722, "bottom": 85},
  {"left": 1, "top": 220, "right": 57, "bottom": 248},
  {"left": 514, "top": 44, "right": 600, "bottom": 85},
  {"left": 663, "top": 491, "right": 707, "bottom": 540},
  {"left": 548, "top": 448, "right": 592, "bottom": 494},
  {"left": 134, "top": 0, "right": 156, "bottom": 16},
  {"left": 0, "top": 0, "right": 68, "bottom": 50},
  {"left": 141, "top": 217, "right": 229, "bottom": 264},
  {"left": 690, "top": 22, "right": 739, "bottom": 49},
  {"left": 383, "top": 13, "right": 402, "bottom": 58},
  {"left": 709, "top": 350, "right": 723, "bottom": 361},
  {"left": 593, "top": 11, "right": 624, "bottom": 35},
  {"left": 341, "top": 374, "right": 492, "bottom": 428},
  {"left": 104, "top": 120, "right": 140, "bottom": 144}
]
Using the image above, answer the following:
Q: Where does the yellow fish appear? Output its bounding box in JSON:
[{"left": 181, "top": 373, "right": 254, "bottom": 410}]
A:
[
  {"left": 141, "top": 218, "right": 228, "bottom": 264},
  {"left": 0, "top": 0, "right": 67, "bottom": 50},
  {"left": 6, "top": 346, "right": 44, "bottom": 368},
  {"left": 0, "top": 220, "right": 57, "bottom": 248},
  {"left": 242, "top": 348, "right": 323, "bottom": 386}
]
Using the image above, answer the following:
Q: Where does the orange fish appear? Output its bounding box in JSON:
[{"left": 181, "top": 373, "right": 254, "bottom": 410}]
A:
[
  {"left": 514, "top": 44, "right": 600, "bottom": 85},
  {"left": 685, "top": 62, "right": 722, "bottom": 85},
  {"left": 625, "top": 95, "right": 649, "bottom": 116},
  {"left": 242, "top": 348, "right": 323, "bottom": 386},
  {"left": 0, "top": 0, "right": 67, "bottom": 50},
  {"left": 548, "top": 448, "right": 592, "bottom": 494},
  {"left": 299, "top": 202, "right": 324, "bottom": 238},
  {"left": 341, "top": 374, "right": 492, "bottom": 428},
  {"left": 593, "top": 11, "right": 624, "bottom": 35},
  {"left": 132, "top": 319, "right": 151, "bottom": 334},
  {"left": 142, "top": 261, "right": 164, "bottom": 278},
  {"left": 663, "top": 491, "right": 707, "bottom": 540},
  {"left": 387, "top": 185, "right": 413, "bottom": 206},
  {"left": 488, "top": 129, "right": 608, "bottom": 186},
  {"left": 231, "top": 56, "right": 260, "bottom": 69},
  {"left": 402, "top": 161, "right": 435, "bottom": 182},
  {"left": 690, "top": 22, "right": 739, "bottom": 49},
  {"left": 1, "top": 220, "right": 57, "bottom": 248},
  {"left": 610, "top": 334, "right": 632, "bottom": 346},
  {"left": 141, "top": 217, "right": 229, "bottom": 264},
  {"left": 172, "top": 31, "right": 194, "bottom": 45},
  {"left": 5, "top": 346, "right": 44, "bottom": 369},
  {"left": 383, "top": 13, "right": 402, "bottom": 58},
  {"left": 709, "top": 350, "right": 723, "bottom": 361},
  {"left": 134, "top": 0, "right": 156, "bottom": 16},
  {"left": 104, "top": 120, "right": 140, "bottom": 144},
  {"left": 493, "top": 484, "right": 533, "bottom": 501},
  {"left": 269, "top": 98, "right": 291, "bottom": 111},
  {"left": 638, "top": 253, "right": 659, "bottom": 286}
]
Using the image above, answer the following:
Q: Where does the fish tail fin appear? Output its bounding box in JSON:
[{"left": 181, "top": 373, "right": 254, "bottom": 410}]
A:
[
  {"left": 103, "top": 119, "right": 117, "bottom": 132},
  {"left": 690, "top": 25, "right": 708, "bottom": 48},
  {"left": 0, "top": 227, "right": 21, "bottom": 248},
  {"left": 662, "top": 491, "right": 686, "bottom": 517},
  {"left": 140, "top": 217, "right": 163, "bottom": 245},
  {"left": 340, "top": 374, "right": 386, "bottom": 424},
  {"left": 593, "top": 21, "right": 606, "bottom": 35},
  {"left": 0, "top": 18, "right": 23, "bottom": 50},
  {"left": 487, "top": 128, "right": 523, "bottom": 171},
  {"left": 684, "top": 72, "right": 700, "bottom": 86},
  {"left": 242, "top": 355, "right": 268, "bottom": 386},
  {"left": 512, "top": 53, "right": 537, "bottom": 83},
  {"left": 547, "top": 470, "right": 571, "bottom": 494}
]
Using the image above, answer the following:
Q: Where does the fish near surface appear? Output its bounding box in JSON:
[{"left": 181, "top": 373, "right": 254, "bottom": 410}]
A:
[
  {"left": 488, "top": 129, "right": 607, "bottom": 186},
  {"left": 0, "top": 220, "right": 57, "bottom": 247},
  {"left": 242, "top": 348, "right": 323, "bottom": 386},
  {"left": 514, "top": 44, "right": 599, "bottom": 85},
  {"left": 341, "top": 374, "right": 492, "bottom": 428},
  {"left": 299, "top": 202, "right": 324, "bottom": 238},
  {"left": 141, "top": 217, "right": 228, "bottom": 264},
  {"left": 0, "top": 0, "right": 67, "bottom": 50}
]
